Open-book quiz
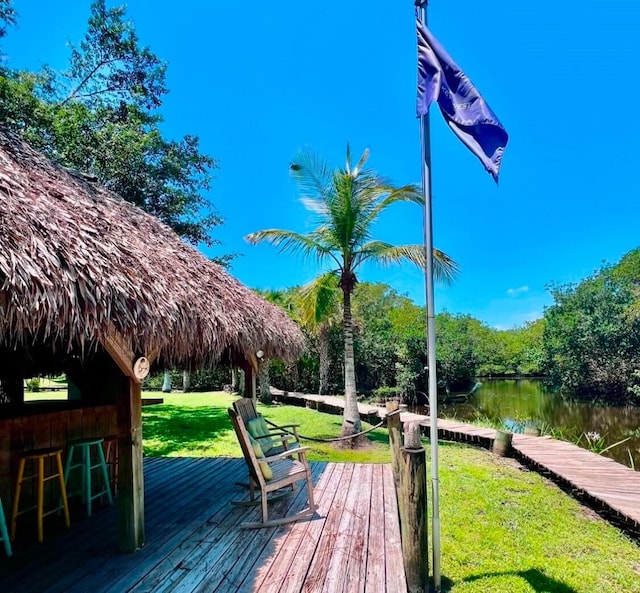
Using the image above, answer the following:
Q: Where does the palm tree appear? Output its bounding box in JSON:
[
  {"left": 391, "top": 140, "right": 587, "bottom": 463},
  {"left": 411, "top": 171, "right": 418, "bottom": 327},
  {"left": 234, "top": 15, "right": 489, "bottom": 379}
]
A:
[
  {"left": 296, "top": 272, "right": 342, "bottom": 395},
  {"left": 246, "top": 146, "right": 458, "bottom": 437}
]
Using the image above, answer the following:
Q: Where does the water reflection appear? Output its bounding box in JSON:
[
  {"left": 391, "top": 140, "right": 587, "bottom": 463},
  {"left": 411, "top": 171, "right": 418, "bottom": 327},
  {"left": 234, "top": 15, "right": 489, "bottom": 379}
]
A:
[{"left": 418, "top": 379, "right": 640, "bottom": 469}]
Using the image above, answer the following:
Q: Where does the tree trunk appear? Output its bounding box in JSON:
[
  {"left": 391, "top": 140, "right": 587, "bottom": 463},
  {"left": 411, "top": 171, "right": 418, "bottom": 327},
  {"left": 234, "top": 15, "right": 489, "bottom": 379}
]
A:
[
  {"left": 342, "top": 288, "right": 361, "bottom": 436},
  {"left": 182, "top": 369, "right": 191, "bottom": 392},
  {"left": 318, "top": 323, "right": 330, "bottom": 395},
  {"left": 238, "top": 368, "right": 245, "bottom": 396},
  {"left": 161, "top": 370, "right": 171, "bottom": 393},
  {"left": 259, "top": 359, "right": 271, "bottom": 403},
  {"left": 231, "top": 367, "right": 240, "bottom": 393}
]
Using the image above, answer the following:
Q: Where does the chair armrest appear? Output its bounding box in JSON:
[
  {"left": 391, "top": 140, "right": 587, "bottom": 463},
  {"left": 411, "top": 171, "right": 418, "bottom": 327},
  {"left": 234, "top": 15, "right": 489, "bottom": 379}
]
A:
[
  {"left": 263, "top": 446, "right": 312, "bottom": 463},
  {"left": 254, "top": 434, "right": 292, "bottom": 444},
  {"left": 265, "top": 420, "right": 300, "bottom": 430}
]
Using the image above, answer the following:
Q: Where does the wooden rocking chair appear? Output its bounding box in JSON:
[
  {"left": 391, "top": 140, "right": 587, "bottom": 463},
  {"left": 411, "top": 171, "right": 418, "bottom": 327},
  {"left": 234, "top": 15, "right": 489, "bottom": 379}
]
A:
[
  {"left": 228, "top": 408, "right": 317, "bottom": 529},
  {"left": 232, "top": 397, "right": 302, "bottom": 455}
]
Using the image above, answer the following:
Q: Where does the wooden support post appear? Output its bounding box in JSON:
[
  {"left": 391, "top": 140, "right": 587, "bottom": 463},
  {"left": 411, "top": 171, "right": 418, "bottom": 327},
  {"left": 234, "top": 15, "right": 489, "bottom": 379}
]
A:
[
  {"left": 399, "top": 422, "right": 428, "bottom": 593},
  {"left": 117, "top": 378, "right": 145, "bottom": 552},
  {"left": 493, "top": 429, "right": 513, "bottom": 457},
  {"left": 386, "top": 400, "right": 402, "bottom": 492}
]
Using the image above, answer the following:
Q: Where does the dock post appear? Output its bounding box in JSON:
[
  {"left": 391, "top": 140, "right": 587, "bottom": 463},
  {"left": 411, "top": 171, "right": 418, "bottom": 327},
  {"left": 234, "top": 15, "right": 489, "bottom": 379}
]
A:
[
  {"left": 386, "top": 400, "right": 402, "bottom": 491},
  {"left": 399, "top": 421, "right": 428, "bottom": 593},
  {"left": 493, "top": 429, "right": 513, "bottom": 456}
]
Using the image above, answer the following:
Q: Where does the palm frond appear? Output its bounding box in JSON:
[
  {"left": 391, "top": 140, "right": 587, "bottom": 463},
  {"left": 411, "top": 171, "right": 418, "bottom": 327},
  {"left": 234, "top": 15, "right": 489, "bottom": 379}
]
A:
[
  {"left": 352, "top": 147, "right": 370, "bottom": 177},
  {"left": 356, "top": 242, "right": 459, "bottom": 285},
  {"left": 290, "top": 148, "right": 334, "bottom": 201},
  {"left": 245, "top": 229, "right": 330, "bottom": 263},
  {"left": 296, "top": 271, "right": 341, "bottom": 328}
]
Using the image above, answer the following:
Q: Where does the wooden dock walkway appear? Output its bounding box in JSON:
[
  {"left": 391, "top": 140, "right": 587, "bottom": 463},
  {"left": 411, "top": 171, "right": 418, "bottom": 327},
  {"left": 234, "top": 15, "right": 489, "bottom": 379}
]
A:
[
  {"left": 274, "top": 389, "right": 640, "bottom": 535},
  {"left": 0, "top": 457, "right": 406, "bottom": 593}
]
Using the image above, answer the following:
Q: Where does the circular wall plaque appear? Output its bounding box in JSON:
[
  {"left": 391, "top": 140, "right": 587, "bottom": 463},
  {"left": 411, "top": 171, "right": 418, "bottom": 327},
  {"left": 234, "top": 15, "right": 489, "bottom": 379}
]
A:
[{"left": 133, "top": 357, "right": 150, "bottom": 381}]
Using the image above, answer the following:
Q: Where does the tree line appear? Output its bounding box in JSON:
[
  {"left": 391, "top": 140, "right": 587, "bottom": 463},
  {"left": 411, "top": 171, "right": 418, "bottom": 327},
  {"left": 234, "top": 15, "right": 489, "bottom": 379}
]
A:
[
  {"left": 260, "top": 282, "right": 545, "bottom": 402},
  {"left": 262, "top": 244, "right": 640, "bottom": 408}
]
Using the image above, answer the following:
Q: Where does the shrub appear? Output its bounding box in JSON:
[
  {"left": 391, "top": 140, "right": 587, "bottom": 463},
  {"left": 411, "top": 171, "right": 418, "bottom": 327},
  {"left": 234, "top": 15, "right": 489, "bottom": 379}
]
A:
[{"left": 25, "top": 378, "right": 40, "bottom": 392}]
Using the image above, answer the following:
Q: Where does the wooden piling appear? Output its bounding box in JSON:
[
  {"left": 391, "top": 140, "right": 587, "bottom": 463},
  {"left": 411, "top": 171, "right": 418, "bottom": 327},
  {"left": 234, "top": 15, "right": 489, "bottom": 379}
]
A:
[
  {"left": 493, "top": 429, "right": 513, "bottom": 457},
  {"left": 386, "top": 400, "right": 402, "bottom": 491},
  {"left": 399, "top": 422, "right": 428, "bottom": 593}
]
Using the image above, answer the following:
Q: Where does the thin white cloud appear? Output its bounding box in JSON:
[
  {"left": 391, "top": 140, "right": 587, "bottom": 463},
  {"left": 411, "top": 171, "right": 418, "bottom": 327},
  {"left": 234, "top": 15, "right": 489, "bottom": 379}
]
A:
[
  {"left": 493, "top": 310, "right": 543, "bottom": 330},
  {"left": 506, "top": 286, "right": 529, "bottom": 297}
]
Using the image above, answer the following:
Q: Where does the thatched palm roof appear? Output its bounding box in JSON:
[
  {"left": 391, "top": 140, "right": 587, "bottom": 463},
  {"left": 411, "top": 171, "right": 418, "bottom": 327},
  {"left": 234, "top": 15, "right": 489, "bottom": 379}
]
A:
[{"left": 0, "top": 129, "right": 304, "bottom": 367}]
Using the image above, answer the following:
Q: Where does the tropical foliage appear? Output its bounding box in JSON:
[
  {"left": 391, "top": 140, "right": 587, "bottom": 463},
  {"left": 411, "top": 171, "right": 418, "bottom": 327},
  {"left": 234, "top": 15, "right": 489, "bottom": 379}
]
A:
[
  {"left": 542, "top": 248, "right": 640, "bottom": 402},
  {"left": 0, "top": 0, "right": 229, "bottom": 260},
  {"left": 247, "top": 146, "right": 458, "bottom": 435}
]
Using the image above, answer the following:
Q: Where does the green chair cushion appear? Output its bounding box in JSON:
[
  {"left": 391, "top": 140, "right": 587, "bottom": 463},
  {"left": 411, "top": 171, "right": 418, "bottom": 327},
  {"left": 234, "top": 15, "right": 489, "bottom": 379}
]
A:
[
  {"left": 247, "top": 417, "right": 275, "bottom": 452},
  {"left": 248, "top": 434, "right": 272, "bottom": 480}
]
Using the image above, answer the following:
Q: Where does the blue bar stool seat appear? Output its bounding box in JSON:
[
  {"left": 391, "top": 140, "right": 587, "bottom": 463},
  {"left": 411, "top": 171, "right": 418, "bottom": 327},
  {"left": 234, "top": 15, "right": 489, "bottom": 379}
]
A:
[{"left": 64, "top": 437, "right": 113, "bottom": 517}]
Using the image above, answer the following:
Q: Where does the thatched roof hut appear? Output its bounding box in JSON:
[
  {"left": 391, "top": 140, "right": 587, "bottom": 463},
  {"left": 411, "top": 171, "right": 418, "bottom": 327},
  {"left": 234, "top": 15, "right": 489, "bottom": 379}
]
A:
[
  {"left": 0, "top": 129, "right": 303, "bottom": 552},
  {"left": 0, "top": 129, "right": 303, "bottom": 367}
]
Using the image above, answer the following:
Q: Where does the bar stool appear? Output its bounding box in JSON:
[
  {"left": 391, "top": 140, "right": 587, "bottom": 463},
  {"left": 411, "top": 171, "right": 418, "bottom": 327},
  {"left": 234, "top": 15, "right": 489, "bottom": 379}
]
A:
[
  {"left": 0, "top": 496, "right": 12, "bottom": 556},
  {"left": 103, "top": 435, "right": 119, "bottom": 495},
  {"left": 10, "top": 447, "right": 71, "bottom": 543},
  {"left": 64, "top": 437, "right": 113, "bottom": 517}
]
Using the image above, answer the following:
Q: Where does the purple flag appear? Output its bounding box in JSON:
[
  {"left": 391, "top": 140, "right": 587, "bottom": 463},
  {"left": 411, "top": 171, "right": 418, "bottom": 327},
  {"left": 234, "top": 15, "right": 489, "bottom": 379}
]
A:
[{"left": 416, "top": 18, "right": 508, "bottom": 182}]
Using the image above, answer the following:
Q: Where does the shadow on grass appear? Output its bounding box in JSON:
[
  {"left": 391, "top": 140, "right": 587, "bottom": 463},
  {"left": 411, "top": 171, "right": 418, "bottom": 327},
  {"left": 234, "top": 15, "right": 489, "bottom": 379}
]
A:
[
  {"left": 142, "top": 405, "right": 234, "bottom": 457},
  {"left": 441, "top": 568, "right": 577, "bottom": 593}
]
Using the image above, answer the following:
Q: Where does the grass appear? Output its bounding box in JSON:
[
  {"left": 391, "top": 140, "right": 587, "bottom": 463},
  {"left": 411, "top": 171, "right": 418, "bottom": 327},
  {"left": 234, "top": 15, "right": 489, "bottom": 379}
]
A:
[
  {"left": 141, "top": 391, "right": 640, "bottom": 592},
  {"left": 141, "top": 391, "right": 391, "bottom": 462}
]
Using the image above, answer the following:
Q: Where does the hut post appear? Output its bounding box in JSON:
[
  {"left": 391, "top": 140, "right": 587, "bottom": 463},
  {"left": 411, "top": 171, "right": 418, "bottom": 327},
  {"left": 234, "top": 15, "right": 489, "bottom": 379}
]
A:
[
  {"left": 241, "top": 353, "right": 260, "bottom": 403},
  {"left": 104, "top": 332, "right": 146, "bottom": 552},
  {"left": 117, "top": 377, "right": 145, "bottom": 551},
  {"left": 399, "top": 421, "right": 428, "bottom": 593}
]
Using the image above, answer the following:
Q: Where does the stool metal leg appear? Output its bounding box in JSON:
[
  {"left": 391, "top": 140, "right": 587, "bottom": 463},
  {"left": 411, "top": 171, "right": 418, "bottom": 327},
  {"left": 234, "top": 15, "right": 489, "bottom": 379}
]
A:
[{"left": 10, "top": 458, "right": 25, "bottom": 541}]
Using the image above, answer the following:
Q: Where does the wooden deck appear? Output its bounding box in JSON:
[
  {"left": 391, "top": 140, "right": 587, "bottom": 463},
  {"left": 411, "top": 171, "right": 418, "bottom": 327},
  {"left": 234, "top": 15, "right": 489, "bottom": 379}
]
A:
[
  {"left": 0, "top": 457, "right": 406, "bottom": 593},
  {"left": 274, "top": 390, "right": 640, "bottom": 536}
]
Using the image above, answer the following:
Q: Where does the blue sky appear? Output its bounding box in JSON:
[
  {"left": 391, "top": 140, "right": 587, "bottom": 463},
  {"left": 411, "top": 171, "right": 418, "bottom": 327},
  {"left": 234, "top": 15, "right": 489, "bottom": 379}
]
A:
[{"left": 4, "top": 1, "right": 640, "bottom": 329}]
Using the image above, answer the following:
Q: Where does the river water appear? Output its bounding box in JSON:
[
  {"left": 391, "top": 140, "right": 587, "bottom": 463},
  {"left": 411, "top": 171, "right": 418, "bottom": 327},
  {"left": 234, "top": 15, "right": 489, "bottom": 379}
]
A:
[{"left": 416, "top": 378, "right": 640, "bottom": 469}]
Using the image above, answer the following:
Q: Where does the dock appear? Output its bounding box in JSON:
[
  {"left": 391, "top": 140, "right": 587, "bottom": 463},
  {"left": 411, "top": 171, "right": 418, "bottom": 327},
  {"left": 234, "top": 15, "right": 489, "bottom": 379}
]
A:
[{"left": 274, "top": 389, "right": 640, "bottom": 536}]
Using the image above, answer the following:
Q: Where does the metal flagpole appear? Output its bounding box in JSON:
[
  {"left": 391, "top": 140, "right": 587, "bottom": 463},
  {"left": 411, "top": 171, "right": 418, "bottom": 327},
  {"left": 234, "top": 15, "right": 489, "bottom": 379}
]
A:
[{"left": 416, "top": 1, "right": 441, "bottom": 591}]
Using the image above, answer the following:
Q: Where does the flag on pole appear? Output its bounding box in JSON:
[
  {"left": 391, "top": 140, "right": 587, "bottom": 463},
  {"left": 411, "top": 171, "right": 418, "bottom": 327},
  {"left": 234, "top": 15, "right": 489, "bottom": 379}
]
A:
[{"left": 416, "top": 18, "right": 508, "bottom": 182}]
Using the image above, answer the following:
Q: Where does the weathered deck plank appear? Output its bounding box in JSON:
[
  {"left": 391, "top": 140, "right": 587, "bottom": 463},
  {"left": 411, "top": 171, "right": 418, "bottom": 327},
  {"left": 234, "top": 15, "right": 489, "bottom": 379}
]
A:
[
  {"left": 240, "top": 463, "right": 340, "bottom": 593},
  {"left": 301, "top": 464, "right": 356, "bottom": 593},
  {"left": 274, "top": 463, "right": 346, "bottom": 593},
  {"left": 365, "top": 464, "right": 386, "bottom": 593},
  {"left": 0, "top": 458, "right": 406, "bottom": 593},
  {"left": 383, "top": 463, "right": 406, "bottom": 593}
]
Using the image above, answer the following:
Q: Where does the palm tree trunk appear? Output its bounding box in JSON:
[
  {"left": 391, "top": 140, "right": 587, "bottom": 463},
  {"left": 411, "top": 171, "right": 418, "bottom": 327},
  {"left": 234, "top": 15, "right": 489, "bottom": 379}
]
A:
[
  {"left": 342, "top": 288, "right": 362, "bottom": 436},
  {"left": 318, "top": 324, "right": 330, "bottom": 395},
  {"left": 162, "top": 370, "right": 171, "bottom": 393},
  {"left": 258, "top": 359, "right": 271, "bottom": 403},
  {"left": 182, "top": 369, "right": 191, "bottom": 392},
  {"left": 231, "top": 368, "right": 240, "bottom": 393}
]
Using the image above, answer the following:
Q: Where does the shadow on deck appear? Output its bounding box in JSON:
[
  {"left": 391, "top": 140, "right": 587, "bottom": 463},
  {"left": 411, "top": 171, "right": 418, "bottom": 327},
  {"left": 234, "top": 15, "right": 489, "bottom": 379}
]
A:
[{"left": 0, "top": 457, "right": 406, "bottom": 593}]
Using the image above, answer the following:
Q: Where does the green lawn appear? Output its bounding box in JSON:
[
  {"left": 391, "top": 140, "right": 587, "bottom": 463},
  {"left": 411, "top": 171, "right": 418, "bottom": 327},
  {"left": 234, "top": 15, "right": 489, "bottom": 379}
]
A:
[
  {"left": 141, "top": 392, "right": 640, "bottom": 593},
  {"left": 141, "top": 391, "right": 391, "bottom": 462}
]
